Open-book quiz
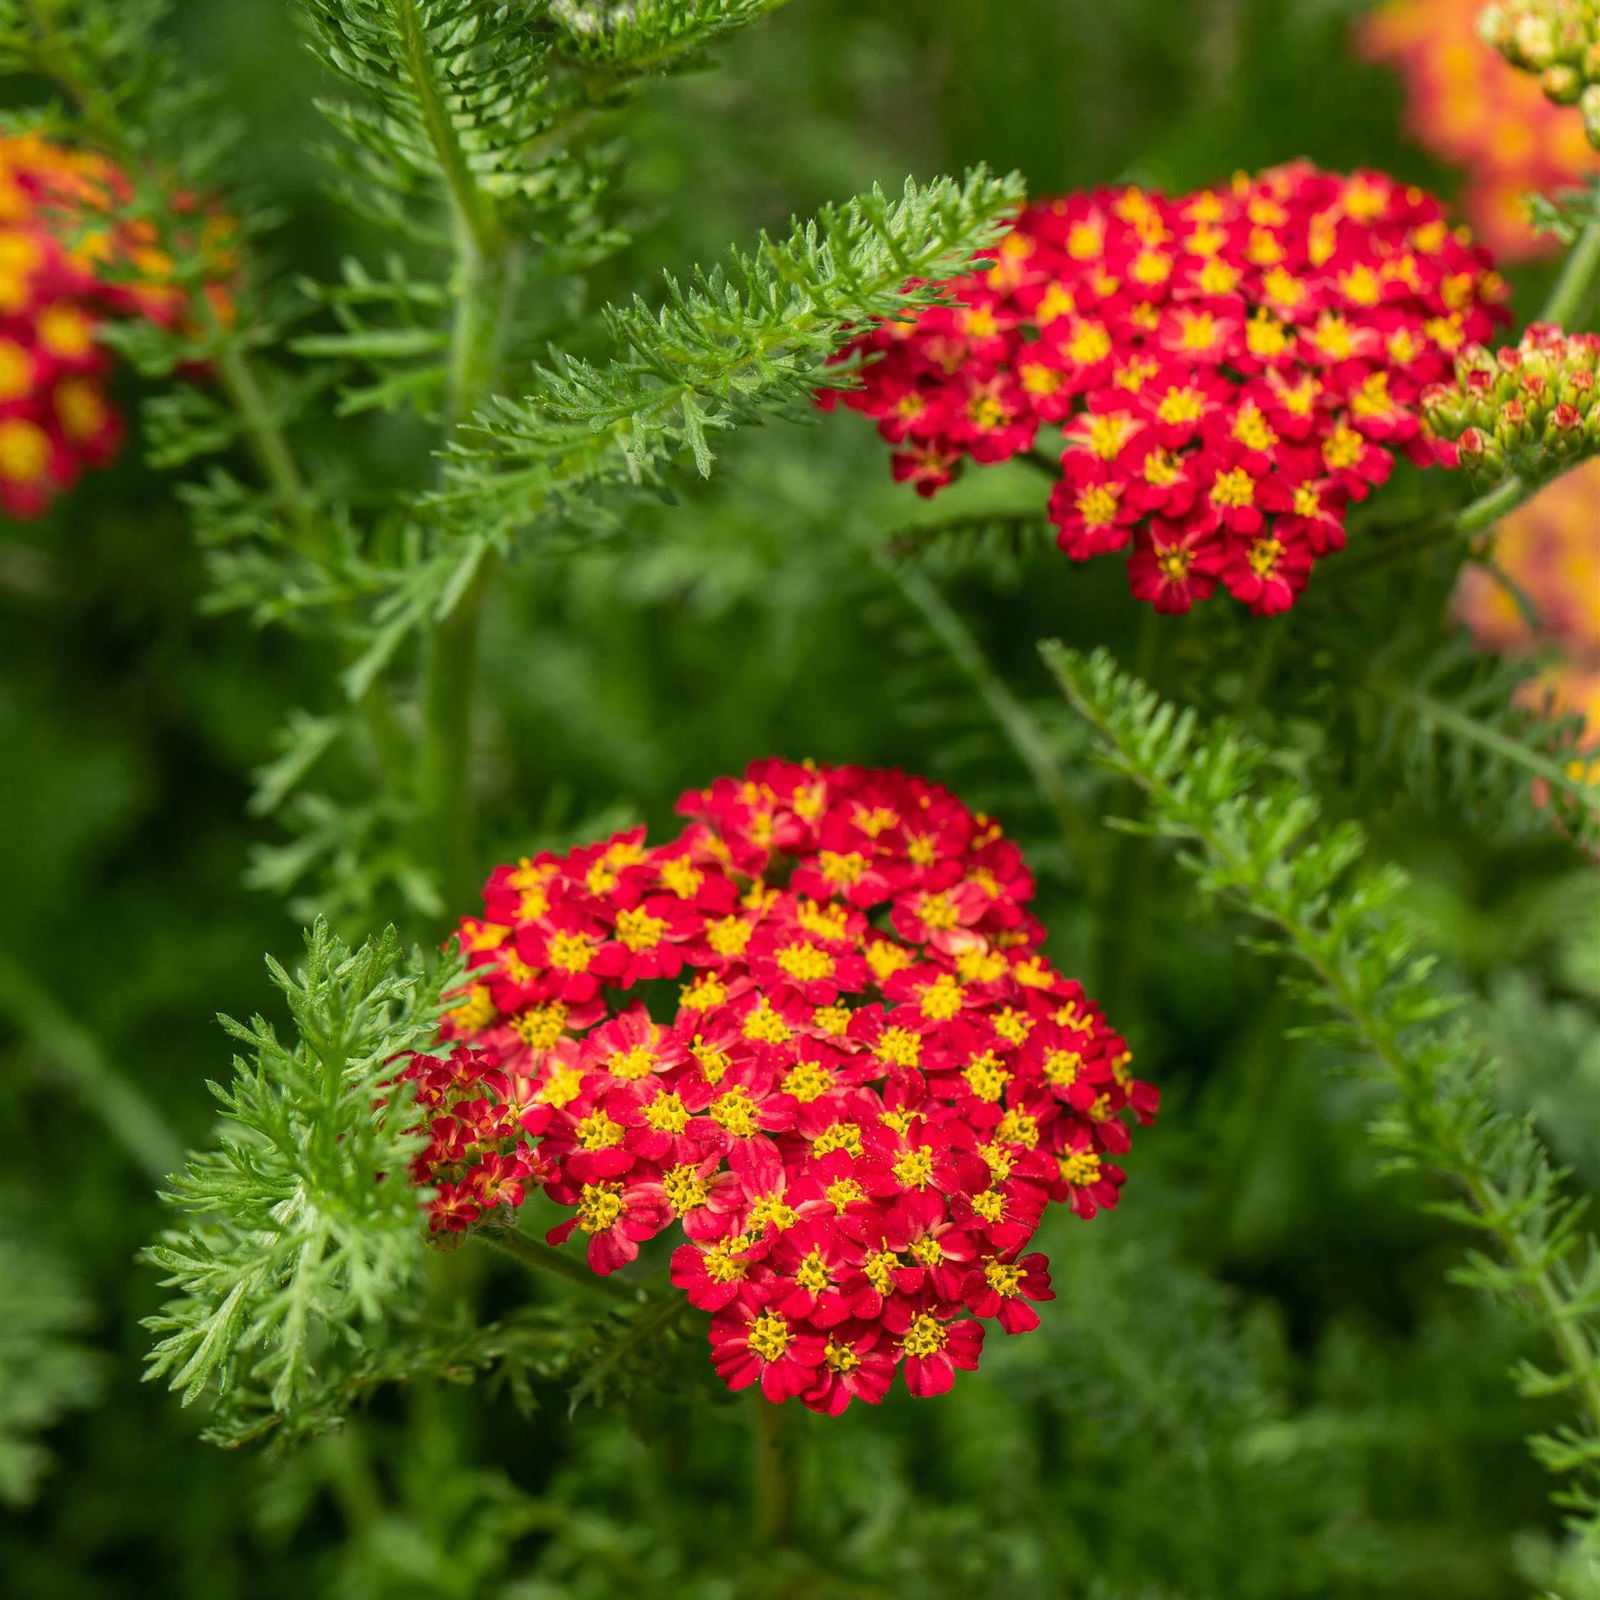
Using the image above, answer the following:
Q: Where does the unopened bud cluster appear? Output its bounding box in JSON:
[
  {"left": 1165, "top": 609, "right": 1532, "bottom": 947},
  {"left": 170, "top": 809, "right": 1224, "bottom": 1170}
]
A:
[
  {"left": 1424, "top": 321, "right": 1600, "bottom": 477},
  {"left": 1480, "top": 0, "right": 1600, "bottom": 142}
]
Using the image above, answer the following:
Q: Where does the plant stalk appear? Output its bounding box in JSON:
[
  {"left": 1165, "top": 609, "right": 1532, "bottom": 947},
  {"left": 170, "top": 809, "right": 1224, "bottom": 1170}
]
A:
[
  {"left": 753, "top": 1395, "right": 797, "bottom": 1548},
  {"left": 477, "top": 1224, "right": 641, "bottom": 1303}
]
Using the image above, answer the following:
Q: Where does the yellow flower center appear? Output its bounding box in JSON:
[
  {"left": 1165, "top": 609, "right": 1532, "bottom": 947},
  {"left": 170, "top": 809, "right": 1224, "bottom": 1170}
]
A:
[
  {"left": 747, "top": 1313, "right": 792, "bottom": 1362},
  {"left": 710, "top": 1088, "right": 760, "bottom": 1137},
  {"left": 777, "top": 940, "right": 833, "bottom": 982},
  {"left": 899, "top": 1313, "right": 947, "bottom": 1359}
]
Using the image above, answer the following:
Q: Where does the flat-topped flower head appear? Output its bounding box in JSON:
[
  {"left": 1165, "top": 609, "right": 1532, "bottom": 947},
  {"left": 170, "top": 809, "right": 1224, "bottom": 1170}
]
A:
[
  {"left": 826, "top": 162, "right": 1508, "bottom": 615},
  {"left": 397, "top": 760, "right": 1158, "bottom": 1411},
  {"left": 0, "top": 135, "right": 235, "bottom": 518}
]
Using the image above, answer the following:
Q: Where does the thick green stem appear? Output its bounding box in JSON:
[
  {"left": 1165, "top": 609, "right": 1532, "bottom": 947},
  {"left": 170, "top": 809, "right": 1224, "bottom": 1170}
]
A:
[
  {"left": 477, "top": 1224, "right": 640, "bottom": 1303},
  {"left": 416, "top": 554, "right": 496, "bottom": 908},
  {"left": 1539, "top": 202, "right": 1600, "bottom": 329},
  {"left": 873, "top": 548, "right": 1104, "bottom": 895},
  {"left": 752, "top": 1396, "right": 797, "bottom": 1548}
]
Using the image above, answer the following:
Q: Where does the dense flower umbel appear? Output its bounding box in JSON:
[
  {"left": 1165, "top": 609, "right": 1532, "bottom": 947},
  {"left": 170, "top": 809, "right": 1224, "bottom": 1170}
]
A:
[
  {"left": 1423, "top": 321, "right": 1600, "bottom": 478},
  {"left": 1481, "top": 0, "right": 1600, "bottom": 143},
  {"left": 826, "top": 161, "right": 1508, "bottom": 615},
  {"left": 1359, "top": 0, "right": 1598, "bottom": 259},
  {"left": 0, "top": 135, "right": 230, "bottom": 517},
  {"left": 395, "top": 760, "right": 1158, "bottom": 1411}
]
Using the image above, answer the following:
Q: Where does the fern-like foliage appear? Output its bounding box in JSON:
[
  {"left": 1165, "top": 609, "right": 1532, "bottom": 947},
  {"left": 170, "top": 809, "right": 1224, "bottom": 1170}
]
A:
[
  {"left": 1365, "top": 637, "right": 1600, "bottom": 853},
  {"left": 438, "top": 167, "right": 1025, "bottom": 534},
  {"left": 1045, "top": 642, "right": 1600, "bottom": 1553},
  {"left": 0, "top": 1227, "right": 101, "bottom": 1505},
  {"left": 142, "top": 921, "right": 450, "bottom": 1432}
]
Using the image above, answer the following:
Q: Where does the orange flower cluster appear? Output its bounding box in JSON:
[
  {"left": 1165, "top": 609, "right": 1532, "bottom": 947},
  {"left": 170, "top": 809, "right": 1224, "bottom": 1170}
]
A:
[
  {"left": 0, "top": 134, "right": 229, "bottom": 517},
  {"left": 1359, "top": 0, "right": 1598, "bottom": 260},
  {"left": 1455, "top": 456, "right": 1600, "bottom": 772}
]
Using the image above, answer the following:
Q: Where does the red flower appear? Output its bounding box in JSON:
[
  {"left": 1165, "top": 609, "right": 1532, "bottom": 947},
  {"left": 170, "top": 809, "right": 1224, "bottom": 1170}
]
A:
[
  {"left": 402, "top": 762, "right": 1158, "bottom": 1408},
  {"left": 828, "top": 162, "right": 1508, "bottom": 614}
]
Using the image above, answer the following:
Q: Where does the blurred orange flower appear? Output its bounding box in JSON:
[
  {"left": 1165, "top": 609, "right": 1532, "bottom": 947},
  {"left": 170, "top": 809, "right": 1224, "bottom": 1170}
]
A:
[{"left": 1359, "top": 0, "right": 1599, "bottom": 259}]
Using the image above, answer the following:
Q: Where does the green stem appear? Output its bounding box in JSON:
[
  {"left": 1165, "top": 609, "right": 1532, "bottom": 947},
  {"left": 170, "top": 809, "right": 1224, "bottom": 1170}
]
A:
[
  {"left": 0, "top": 956, "right": 185, "bottom": 1183},
  {"left": 477, "top": 1224, "right": 641, "bottom": 1302},
  {"left": 1091, "top": 607, "right": 1163, "bottom": 1008},
  {"left": 753, "top": 1396, "right": 797, "bottom": 1548},
  {"left": 1456, "top": 474, "right": 1535, "bottom": 538},
  {"left": 1539, "top": 201, "right": 1600, "bottom": 329},
  {"left": 873, "top": 547, "right": 1104, "bottom": 895}
]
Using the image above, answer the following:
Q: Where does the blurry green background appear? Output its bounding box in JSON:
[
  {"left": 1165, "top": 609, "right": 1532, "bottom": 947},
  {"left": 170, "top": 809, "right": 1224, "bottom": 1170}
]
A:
[{"left": 3, "top": 1, "right": 1599, "bottom": 1596}]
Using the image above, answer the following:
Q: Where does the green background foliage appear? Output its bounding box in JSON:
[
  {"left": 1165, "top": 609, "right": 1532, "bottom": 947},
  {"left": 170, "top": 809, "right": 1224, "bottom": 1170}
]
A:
[{"left": 2, "top": 1, "right": 1598, "bottom": 1596}]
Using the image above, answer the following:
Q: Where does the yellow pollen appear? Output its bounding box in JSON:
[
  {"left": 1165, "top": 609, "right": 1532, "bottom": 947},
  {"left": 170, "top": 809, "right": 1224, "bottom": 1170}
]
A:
[
  {"left": 615, "top": 907, "right": 668, "bottom": 951},
  {"left": 963, "top": 1051, "right": 1011, "bottom": 1102},
  {"left": 742, "top": 1000, "right": 792, "bottom": 1045},
  {"left": 1246, "top": 312, "right": 1291, "bottom": 358},
  {"left": 1044, "top": 1048, "right": 1083, "bottom": 1086},
  {"left": 910, "top": 1236, "right": 944, "bottom": 1267},
  {"left": 796, "top": 900, "right": 853, "bottom": 941},
  {"left": 539, "top": 1061, "right": 585, "bottom": 1108},
  {"left": 1292, "top": 484, "right": 1322, "bottom": 518},
  {"left": 813, "top": 1003, "right": 852, "bottom": 1035},
  {"left": 1069, "top": 322, "right": 1112, "bottom": 364},
  {"left": 660, "top": 856, "right": 704, "bottom": 897},
  {"left": 1210, "top": 468, "right": 1256, "bottom": 509},
  {"left": 956, "top": 947, "right": 1007, "bottom": 983},
  {"left": 813, "top": 1121, "right": 864, "bottom": 1157},
  {"left": 707, "top": 915, "right": 754, "bottom": 958},
  {"left": 971, "top": 1189, "right": 1004, "bottom": 1222},
  {"left": 1087, "top": 412, "right": 1136, "bottom": 459},
  {"left": 1176, "top": 311, "right": 1219, "bottom": 351},
  {"left": 1323, "top": 427, "right": 1364, "bottom": 470},
  {"left": 690, "top": 1037, "right": 730, "bottom": 1083},
  {"left": 892, "top": 1147, "right": 937, "bottom": 1189},
  {"left": 819, "top": 850, "right": 866, "bottom": 885},
  {"left": 642, "top": 1091, "right": 688, "bottom": 1132},
  {"left": 748, "top": 1194, "right": 797, "bottom": 1232},
  {"left": 782, "top": 1060, "right": 835, "bottom": 1102},
  {"left": 864, "top": 1249, "right": 901, "bottom": 1294},
  {"left": 1143, "top": 448, "right": 1180, "bottom": 486},
  {"left": 1072, "top": 483, "right": 1123, "bottom": 532},
  {"left": 747, "top": 1313, "right": 792, "bottom": 1362},
  {"left": 37, "top": 304, "right": 94, "bottom": 359},
  {"left": 919, "top": 974, "right": 965, "bottom": 1021},
  {"left": 710, "top": 1088, "right": 761, "bottom": 1138},
  {"left": 576, "top": 1183, "right": 625, "bottom": 1233},
  {"left": 679, "top": 973, "right": 727, "bottom": 1012},
  {"left": 0, "top": 418, "right": 49, "bottom": 482},
  {"left": 825, "top": 1176, "right": 865, "bottom": 1211},
  {"left": 704, "top": 1235, "right": 754, "bottom": 1283},
  {"left": 662, "top": 1164, "right": 710, "bottom": 1213},
  {"left": 609, "top": 1044, "right": 660, "bottom": 1080},
  {"left": 777, "top": 940, "right": 834, "bottom": 983},
  {"left": 1232, "top": 406, "right": 1278, "bottom": 453},
  {"left": 899, "top": 1313, "right": 947, "bottom": 1359},
  {"left": 1247, "top": 537, "right": 1283, "bottom": 578},
  {"left": 512, "top": 1002, "right": 567, "bottom": 1050},
  {"left": 1156, "top": 386, "right": 1205, "bottom": 425},
  {"left": 875, "top": 1026, "right": 922, "bottom": 1069},
  {"left": 996, "top": 1108, "right": 1040, "bottom": 1148},
  {"left": 1157, "top": 546, "right": 1192, "bottom": 582},
  {"left": 0, "top": 341, "right": 29, "bottom": 401},
  {"left": 1311, "top": 313, "right": 1355, "bottom": 360},
  {"left": 548, "top": 932, "right": 594, "bottom": 973},
  {"left": 985, "top": 1260, "right": 1025, "bottom": 1296},
  {"left": 992, "top": 1007, "right": 1032, "bottom": 1045},
  {"left": 576, "top": 1111, "right": 624, "bottom": 1150},
  {"left": 449, "top": 983, "right": 495, "bottom": 1032},
  {"left": 795, "top": 1251, "right": 831, "bottom": 1293},
  {"left": 823, "top": 1339, "right": 861, "bottom": 1374},
  {"left": 1060, "top": 1149, "right": 1103, "bottom": 1185}
]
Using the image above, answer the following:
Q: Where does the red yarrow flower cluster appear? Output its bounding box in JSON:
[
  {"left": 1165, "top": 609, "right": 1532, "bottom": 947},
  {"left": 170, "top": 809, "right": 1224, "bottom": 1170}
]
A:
[
  {"left": 826, "top": 161, "right": 1508, "bottom": 615},
  {"left": 395, "top": 759, "right": 1157, "bottom": 1412},
  {"left": 0, "top": 134, "right": 232, "bottom": 518}
]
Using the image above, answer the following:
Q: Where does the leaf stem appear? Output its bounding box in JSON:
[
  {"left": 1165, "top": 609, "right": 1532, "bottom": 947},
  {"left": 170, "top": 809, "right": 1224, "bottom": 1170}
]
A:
[
  {"left": 477, "top": 1224, "right": 641, "bottom": 1303},
  {"left": 872, "top": 546, "right": 1104, "bottom": 895},
  {"left": 753, "top": 1395, "right": 797, "bottom": 1547},
  {"left": 1539, "top": 199, "right": 1600, "bottom": 329}
]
